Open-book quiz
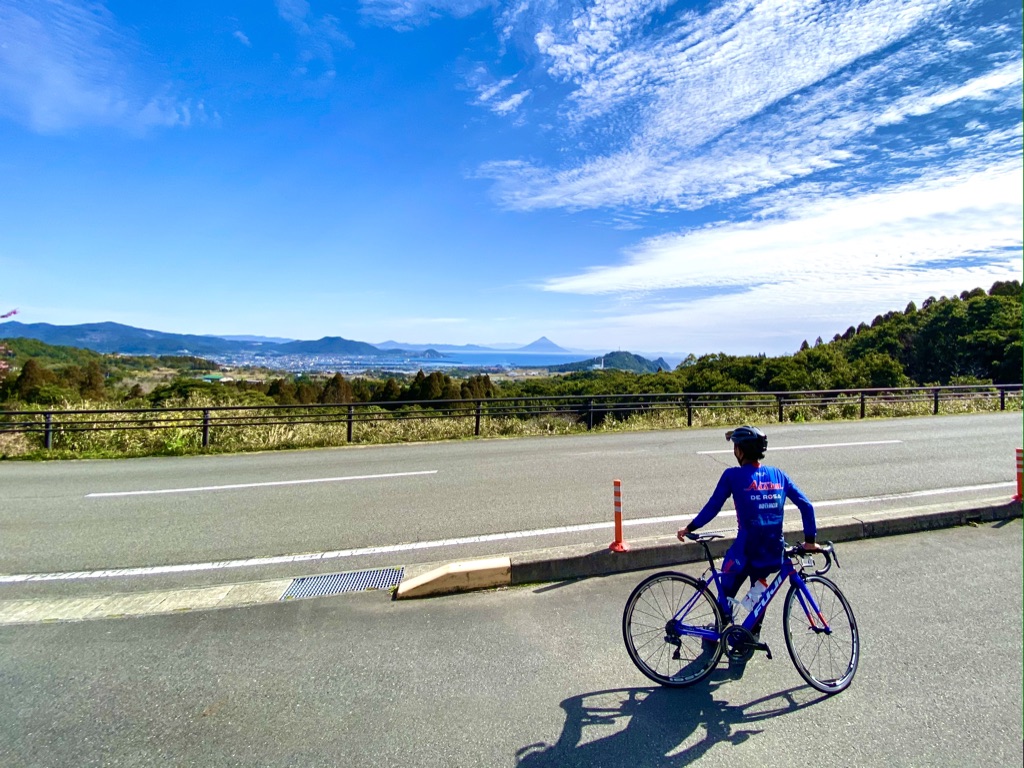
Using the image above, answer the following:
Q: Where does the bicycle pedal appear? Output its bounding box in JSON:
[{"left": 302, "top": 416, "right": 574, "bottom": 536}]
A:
[{"left": 753, "top": 642, "right": 772, "bottom": 660}]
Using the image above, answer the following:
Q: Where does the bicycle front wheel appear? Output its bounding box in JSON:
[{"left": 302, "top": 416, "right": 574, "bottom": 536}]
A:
[
  {"left": 783, "top": 575, "right": 859, "bottom": 694},
  {"left": 622, "top": 571, "right": 724, "bottom": 688}
]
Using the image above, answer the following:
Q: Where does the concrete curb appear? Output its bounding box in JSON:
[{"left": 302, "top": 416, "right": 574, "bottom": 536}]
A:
[
  {"left": 402, "top": 498, "right": 1021, "bottom": 597},
  {"left": 0, "top": 499, "right": 1018, "bottom": 621}
]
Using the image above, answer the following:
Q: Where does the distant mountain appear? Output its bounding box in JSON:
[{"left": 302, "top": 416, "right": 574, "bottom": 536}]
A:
[
  {"left": 0, "top": 322, "right": 443, "bottom": 359},
  {"left": 0, "top": 321, "right": 252, "bottom": 356},
  {"left": 547, "top": 351, "right": 671, "bottom": 374},
  {"left": 276, "top": 336, "right": 387, "bottom": 356},
  {"left": 374, "top": 340, "right": 494, "bottom": 353},
  {"left": 514, "top": 336, "right": 571, "bottom": 353},
  {"left": 0, "top": 321, "right": 586, "bottom": 361},
  {"left": 275, "top": 337, "right": 447, "bottom": 358},
  {"left": 373, "top": 337, "right": 573, "bottom": 354}
]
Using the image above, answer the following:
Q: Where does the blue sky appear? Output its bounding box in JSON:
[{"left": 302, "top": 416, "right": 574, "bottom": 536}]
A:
[{"left": 0, "top": 0, "right": 1021, "bottom": 356}]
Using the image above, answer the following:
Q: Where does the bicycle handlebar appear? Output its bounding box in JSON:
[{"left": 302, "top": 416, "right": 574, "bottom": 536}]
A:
[
  {"left": 685, "top": 533, "right": 840, "bottom": 576},
  {"left": 785, "top": 541, "right": 839, "bottom": 576},
  {"left": 685, "top": 532, "right": 723, "bottom": 541}
]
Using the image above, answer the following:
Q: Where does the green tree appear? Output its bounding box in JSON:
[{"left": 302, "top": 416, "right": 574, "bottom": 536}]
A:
[
  {"left": 320, "top": 373, "right": 354, "bottom": 404},
  {"left": 267, "top": 378, "right": 297, "bottom": 405},
  {"left": 851, "top": 352, "right": 909, "bottom": 388},
  {"left": 79, "top": 360, "right": 106, "bottom": 401},
  {"left": 377, "top": 378, "right": 402, "bottom": 402},
  {"left": 988, "top": 280, "right": 1021, "bottom": 297},
  {"left": 14, "top": 358, "right": 54, "bottom": 401}
]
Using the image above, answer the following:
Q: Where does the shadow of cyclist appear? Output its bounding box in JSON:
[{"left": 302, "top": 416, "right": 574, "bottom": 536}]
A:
[{"left": 514, "top": 678, "right": 825, "bottom": 768}]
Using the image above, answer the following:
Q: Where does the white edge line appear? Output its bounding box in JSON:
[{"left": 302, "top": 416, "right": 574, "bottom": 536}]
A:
[
  {"left": 5, "top": 481, "right": 1013, "bottom": 583},
  {"left": 85, "top": 470, "right": 438, "bottom": 498},
  {"left": 697, "top": 440, "right": 902, "bottom": 455}
]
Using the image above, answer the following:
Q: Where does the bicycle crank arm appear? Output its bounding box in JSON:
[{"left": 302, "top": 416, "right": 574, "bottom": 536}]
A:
[{"left": 752, "top": 641, "right": 773, "bottom": 660}]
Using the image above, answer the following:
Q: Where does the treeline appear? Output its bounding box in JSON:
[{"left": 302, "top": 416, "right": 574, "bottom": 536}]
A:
[
  {"left": 0, "top": 282, "right": 1019, "bottom": 409},
  {"left": 0, "top": 356, "right": 498, "bottom": 409},
  {"left": 499, "top": 281, "right": 1022, "bottom": 397},
  {"left": 178, "top": 370, "right": 498, "bottom": 408},
  {"left": 0, "top": 349, "right": 230, "bottom": 407}
]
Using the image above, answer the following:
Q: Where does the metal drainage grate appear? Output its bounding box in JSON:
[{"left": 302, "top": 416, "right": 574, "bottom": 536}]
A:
[{"left": 281, "top": 567, "right": 404, "bottom": 600}]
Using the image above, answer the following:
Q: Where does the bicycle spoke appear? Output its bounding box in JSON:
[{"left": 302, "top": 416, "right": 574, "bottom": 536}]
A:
[
  {"left": 783, "top": 575, "right": 859, "bottom": 694},
  {"left": 623, "top": 572, "right": 724, "bottom": 688}
]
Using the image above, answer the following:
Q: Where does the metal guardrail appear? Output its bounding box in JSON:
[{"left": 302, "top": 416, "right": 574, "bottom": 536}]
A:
[{"left": 1, "top": 384, "right": 1021, "bottom": 450}]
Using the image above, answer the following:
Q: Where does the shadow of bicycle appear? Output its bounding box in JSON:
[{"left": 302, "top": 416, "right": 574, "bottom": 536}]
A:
[{"left": 514, "top": 677, "right": 826, "bottom": 768}]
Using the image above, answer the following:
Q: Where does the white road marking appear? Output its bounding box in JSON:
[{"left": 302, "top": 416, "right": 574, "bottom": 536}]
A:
[
  {"left": 5, "top": 481, "right": 1013, "bottom": 583},
  {"left": 697, "top": 440, "right": 902, "bottom": 455},
  {"left": 85, "top": 470, "right": 438, "bottom": 498}
]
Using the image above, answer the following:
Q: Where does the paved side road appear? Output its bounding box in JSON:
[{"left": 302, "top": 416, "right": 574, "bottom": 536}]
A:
[{"left": 1, "top": 520, "right": 1020, "bottom": 767}]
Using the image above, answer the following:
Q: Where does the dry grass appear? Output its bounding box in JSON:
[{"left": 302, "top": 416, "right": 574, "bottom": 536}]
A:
[{"left": 2, "top": 393, "right": 1019, "bottom": 460}]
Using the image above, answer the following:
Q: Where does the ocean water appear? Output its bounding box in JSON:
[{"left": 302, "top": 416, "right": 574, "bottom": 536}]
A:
[
  {"left": 438, "top": 351, "right": 593, "bottom": 368},
  {"left": 219, "top": 349, "right": 682, "bottom": 375}
]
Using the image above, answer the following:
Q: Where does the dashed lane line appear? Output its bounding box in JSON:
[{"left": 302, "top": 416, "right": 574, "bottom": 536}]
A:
[
  {"left": 85, "top": 470, "right": 438, "bottom": 498},
  {"left": 697, "top": 439, "right": 902, "bottom": 455}
]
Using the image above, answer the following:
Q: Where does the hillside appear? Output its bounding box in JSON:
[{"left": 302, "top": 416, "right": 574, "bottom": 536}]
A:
[
  {"left": 0, "top": 321, "right": 254, "bottom": 356},
  {"left": 547, "top": 351, "right": 671, "bottom": 374}
]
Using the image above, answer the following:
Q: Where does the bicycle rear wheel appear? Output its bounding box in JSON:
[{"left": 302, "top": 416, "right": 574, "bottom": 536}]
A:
[
  {"left": 783, "top": 575, "right": 859, "bottom": 694},
  {"left": 622, "top": 571, "right": 724, "bottom": 687}
]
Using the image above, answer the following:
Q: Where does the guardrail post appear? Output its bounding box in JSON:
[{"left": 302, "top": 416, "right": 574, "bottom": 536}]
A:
[
  {"left": 933, "top": 388, "right": 939, "bottom": 415},
  {"left": 860, "top": 391, "right": 866, "bottom": 419},
  {"left": 777, "top": 395, "right": 784, "bottom": 423},
  {"left": 202, "top": 409, "right": 211, "bottom": 448},
  {"left": 474, "top": 400, "right": 482, "bottom": 436},
  {"left": 686, "top": 395, "right": 693, "bottom": 427},
  {"left": 347, "top": 405, "right": 354, "bottom": 442},
  {"left": 44, "top": 412, "right": 53, "bottom": 450},
  {"left": 587, "top": 399, "right": 595, "bottom": 430},
  {"left": 1000, "top": 389, "right": 1006, "bottom": 411}
]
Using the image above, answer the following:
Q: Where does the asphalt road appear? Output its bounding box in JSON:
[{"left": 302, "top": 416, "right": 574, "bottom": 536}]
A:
[
  {"left": 0, "top": 519, "right": 1020, "bottom": 767},
  {"left": 0, "top": 413, "right": 1019, "bottom": 597}
]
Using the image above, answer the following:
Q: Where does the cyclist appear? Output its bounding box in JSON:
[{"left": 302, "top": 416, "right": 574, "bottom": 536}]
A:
[{"left": 677, "top": 426, "right": 820, "bottom": 637}]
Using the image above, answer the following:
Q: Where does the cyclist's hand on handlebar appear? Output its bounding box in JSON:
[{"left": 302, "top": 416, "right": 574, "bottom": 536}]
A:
[
  {"left": 801, "top": 541, "right": 822, "bottom": 553},
  {"left": 677, "top": 526, "right": 693, "bottom": 542}
]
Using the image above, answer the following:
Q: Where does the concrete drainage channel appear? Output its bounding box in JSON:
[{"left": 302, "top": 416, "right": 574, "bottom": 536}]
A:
[{"left": 0, "top": 498, "right": 1018, "bottom": 625}]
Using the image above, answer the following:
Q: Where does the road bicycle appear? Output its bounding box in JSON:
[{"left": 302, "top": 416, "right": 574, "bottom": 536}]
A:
[{"left": 622, "top": 533, "right": 859, "bottom": 694}]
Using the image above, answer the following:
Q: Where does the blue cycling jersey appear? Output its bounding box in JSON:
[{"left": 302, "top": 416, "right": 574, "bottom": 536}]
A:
[{"left": 690, "top": 463, "right": 816, "bottom": 569}]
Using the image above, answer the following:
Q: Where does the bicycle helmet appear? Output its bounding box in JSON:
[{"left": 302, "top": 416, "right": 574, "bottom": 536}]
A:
[{"left": 725, "top": 425, "right": 768, "bottom": 460}]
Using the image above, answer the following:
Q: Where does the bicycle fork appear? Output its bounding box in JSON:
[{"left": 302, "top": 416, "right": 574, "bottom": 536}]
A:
[{"left": 794, "top": 584, "right": 832, "bottom": 635}]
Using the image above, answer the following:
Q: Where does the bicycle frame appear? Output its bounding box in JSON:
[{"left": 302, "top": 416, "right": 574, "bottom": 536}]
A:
[{"left": 669, "top": 554, "right": 832, "bottom": 643}]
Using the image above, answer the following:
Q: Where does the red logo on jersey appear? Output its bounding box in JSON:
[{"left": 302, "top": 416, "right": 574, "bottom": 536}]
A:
[{"left": 746, "top": 480, "right": 784, "bottom": 491}]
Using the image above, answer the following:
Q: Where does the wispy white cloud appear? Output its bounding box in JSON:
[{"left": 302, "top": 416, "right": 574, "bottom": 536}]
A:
[
  {"left": 275, "top": 0, "right": 350, "bottom": 82},
  {"left": 542, "top": 160, "right": 1022, "bottom": 295},
  {"left": 0, "top": 0, "right": 198, "bottom": 133},
  {"left": 538, "top": 158, "right": 1022, "bottom": 352},
  {"left": 233, "top": 30, "right": 252, "bottom": 47},
  {"left": 360, "top": 0, "right": 493, "bottom": 29},
  {"left": 481, "top": 0, "right": 1022, "bottom": 213},
  {"left": 460, "top": 0, "right": 1023, "bottom": 355},
  {"left": 466, "top": 67, "right": 531, "bottom": 115}
]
